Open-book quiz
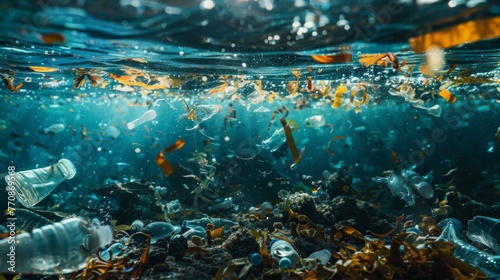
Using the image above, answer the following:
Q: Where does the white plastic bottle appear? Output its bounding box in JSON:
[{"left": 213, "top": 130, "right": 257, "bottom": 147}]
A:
[
  {"left": 372, "top": 171, "right": 415, "bottom": 205},
  {"left": 6, "top": 159, "right": 76, "bottom": 208},
  {"left": 127, "top": 110, "right": 157, "bottom": 130},
  {"left": 0, "top": 217, "right": 113, "bottom": 274},
  {"left": 401, "top": 169, "right": 434, "bottom": 199}
]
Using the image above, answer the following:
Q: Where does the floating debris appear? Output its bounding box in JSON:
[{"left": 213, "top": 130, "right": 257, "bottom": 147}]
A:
[
  {"left": 311, "top": 53, "right": 353, "bottom": 63},
  {"left": 280, "top": 117, "right": 305, "bottom": 167},
  {"left": 0, "top": 73, "right": 22, "bottom": 92},
  {"left": 29, "top": 66, "right": 59, "bottom": 72},
  {"left": 156, "top": 139, "right": 185, "bottom": 176},
  {"left": 39, "top": 32, "right": 66, "bottom": 44},
  {"left": 127, "top": 110, "right": 157, "bottom": 130}
]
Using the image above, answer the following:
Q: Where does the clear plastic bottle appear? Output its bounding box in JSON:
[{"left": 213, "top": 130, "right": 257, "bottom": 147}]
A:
[
  {"left": 130, "top": 219, "right": 144, "bottom": 232},
  {"left": 182, "top": 217, "right": 238, "bottom": 234},
  {"left": 6, "top": 159, "right": 76, "bottom": 208},
  {"left": 182, "top": 226, "right": 206, "bottom": 239},
  {"left": 401, "top": 169, "right": 434, "bottom": 199},
  {"left": 270, "top": 239, "right": 300, "bottom": 266},
  {"left": 437, "top": 219, "right": 499, "bottom": 278},
  {"left": 12, "top": 208, "right": 54, "bottom": 230},
  {"left": 308, "top": 249, "right": 331, "bottom": 265},
  {"left": 372, "top": 171, "right": 415, "bottom": 205},
  {"left": 0, "top": 217, "right": 112, "bottom": 274},
  {"left": 467, "top": 215, "right": 500, "bottom": 255},
  {"left": 143, "top": 222, "right": 176, "bottom": 243},
  {"left": 100, "top": 243, "right": 126, "bottom": 261}
]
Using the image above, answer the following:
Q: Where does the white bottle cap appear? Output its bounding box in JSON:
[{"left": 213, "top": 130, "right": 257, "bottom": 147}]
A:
[{"left": 58, "top": 159, "right": 77, "bottom": 179}]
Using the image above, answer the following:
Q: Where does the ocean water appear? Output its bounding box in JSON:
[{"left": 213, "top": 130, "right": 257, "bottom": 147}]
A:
[{"left": 0, "top": 0, "right": 499, "bottom": 279}]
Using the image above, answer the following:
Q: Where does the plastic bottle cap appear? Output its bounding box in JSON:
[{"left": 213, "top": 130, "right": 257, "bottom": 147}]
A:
[
  {"left": 278, "top": 257, "right": 293, "bottom": 269},
  {"left": 58, "top": 159, "right": 77, "bottom": 179},
  {"left": 249, "top": 253, "right": 262, "bottom": 266},
  {"left": 97, "top": 225, "right": 114, "bottom": 247}
]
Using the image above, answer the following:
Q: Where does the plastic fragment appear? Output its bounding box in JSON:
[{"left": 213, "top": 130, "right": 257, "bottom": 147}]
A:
[
  {"left": 155, "top": 139, "right": 185, "bottom": 176},
  {"left": 327, "top": 135, "right": 346, "bottom": 156},
  {"left": 438, "top": 88, "right": 457, "bottom": 103},
  {"left": 280, "top": 117, "right": 304, "bottom": 165},
  {"left": 331, "top": 84, "right": 347, "bottom": 108},
  {"left": 115, "top": 104, "right": 126, "bottom": 115},
  {"left": 312, "top": 53, "right": 352, "bottom": 63},
  {"left": 367, "top": 214, "right": 404, "bottom": 238},
  {"left": 1, "top": 73, "right": 22, "bottom": 92},
  {"left": 409, "top": 17, "right": 500, "bottom": 53},
  {"left": 304, "top": 115, "right": 325, "bottom": 128},
  {"left": 268, "top": 106, "right": 289, "bottom": 130},
  {"left": 39, "top": 33, "right": 66, "bottom": 44},
  {"left": 29, "top": 66, "right": 59, "bottom": 72},
  {"left": 359, "top": 53, "right": 400, "bottom": 70}
]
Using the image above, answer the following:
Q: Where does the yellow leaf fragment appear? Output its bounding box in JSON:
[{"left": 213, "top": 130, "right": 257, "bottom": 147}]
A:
[
  {"left": 29, "top": 66, "right": 59, "bottom": 72},
  {"left": 332, "top": 84, "right": 348, "bottom": 108}
]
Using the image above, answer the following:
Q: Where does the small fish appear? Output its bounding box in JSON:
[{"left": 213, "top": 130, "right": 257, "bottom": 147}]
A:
[
  {"left": 81, "top": 124, "right": 89, "bottom": 140},
  {"left": 44, "top": 124, "right": 65, "bottom": 134},
  {"left": 67, "top": 124, "right": 76, "bottom": 135},
  {"left": 304, "top": 115, "right": 326, "bottom": 128},
  {"left": 9, "top": 133, "right": 23, "bottom": 138},
  {"left": 34, "top": 141, "right": 49, "bottom": 149}
]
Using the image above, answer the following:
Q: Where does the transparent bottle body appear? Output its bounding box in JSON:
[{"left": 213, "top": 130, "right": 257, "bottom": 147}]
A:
[
  {"left": 467, "top": 216, "right": 500, "bottom": 255},
  {"left": 270, "top": 240, "right": 300, "bottom": 265},
  {"left": 401, "top": 169, "right": 434, "bottom": 199},
  {"left": 143, "top": 222, "right": 176, "bottom": 243},
  {"left": 7, "top": 159, "right": 76, "bottom": 208},
  {"left": 308, "top": 249, "right": 332, "bottom": 265},
  {"left": 0, "top": 217, "right": 112, "bottom": 274},
  {"left": 437, "top": 220, "right": 500, "bottom": 278},
  {"left": 372, "top": 171, "right": 415, "bottom": 205},
  {"left": 183, "top": 217, "right": 238, "bottom": 233}
]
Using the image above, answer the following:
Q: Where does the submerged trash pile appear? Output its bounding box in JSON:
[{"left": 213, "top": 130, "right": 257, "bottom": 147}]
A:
[{"left": 2, "top": 186, "right": 499, "bottom": 280}]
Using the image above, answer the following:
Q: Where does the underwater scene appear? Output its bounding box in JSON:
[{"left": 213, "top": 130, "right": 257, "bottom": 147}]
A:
[{"left": 0, "top": 0, "right": 499, "bottom": 279}]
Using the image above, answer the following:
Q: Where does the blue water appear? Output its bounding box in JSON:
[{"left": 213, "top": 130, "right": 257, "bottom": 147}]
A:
[{"left": 0, "top": 0, "right": 499, "bottom": 278}]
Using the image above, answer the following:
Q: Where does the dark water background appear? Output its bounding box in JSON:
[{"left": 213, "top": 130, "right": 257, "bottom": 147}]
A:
[{"left": 0, "top": 0, "right": 499, "bottom": 222}]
